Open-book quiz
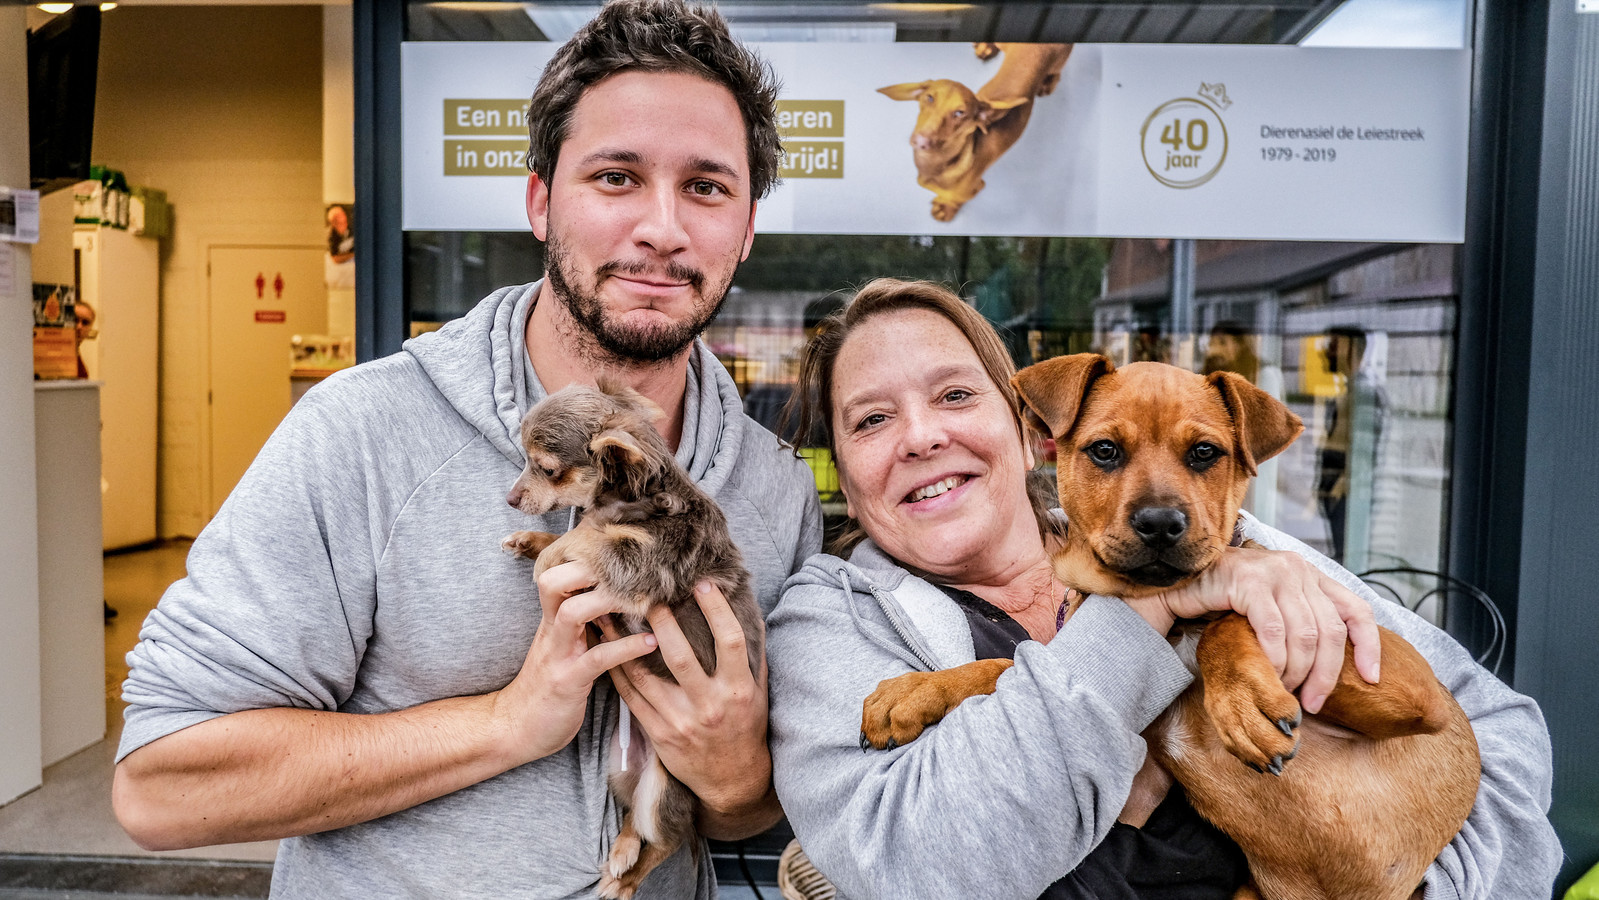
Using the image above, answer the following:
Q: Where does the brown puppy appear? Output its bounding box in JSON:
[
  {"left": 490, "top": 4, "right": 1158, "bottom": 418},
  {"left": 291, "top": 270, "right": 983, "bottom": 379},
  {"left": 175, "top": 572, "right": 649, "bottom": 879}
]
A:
[
  {"left": 860, "top": 355, "right": 1479, "bottom": 900},
  {"left": 503, "top": 378, "right": 762, "bottom": 900},
  {"left": 878, "top": 42, "right": 1072, "bottom": 222}
]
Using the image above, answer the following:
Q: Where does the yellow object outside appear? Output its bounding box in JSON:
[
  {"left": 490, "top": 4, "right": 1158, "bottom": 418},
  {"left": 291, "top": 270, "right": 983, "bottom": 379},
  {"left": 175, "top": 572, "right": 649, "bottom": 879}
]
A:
[
  {"left": 1565, "top": 863, "right": 1599, "bottom": 900},
  {"left": 798, "top": 447, "right": 839, "bottom": 495}
]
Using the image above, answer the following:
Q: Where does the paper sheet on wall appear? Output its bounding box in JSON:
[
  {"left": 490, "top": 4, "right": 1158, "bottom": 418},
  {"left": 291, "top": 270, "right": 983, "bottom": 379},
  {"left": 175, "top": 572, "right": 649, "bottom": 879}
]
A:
[{"left": 0, "top": 188, "right": 41, "bottom": 244}]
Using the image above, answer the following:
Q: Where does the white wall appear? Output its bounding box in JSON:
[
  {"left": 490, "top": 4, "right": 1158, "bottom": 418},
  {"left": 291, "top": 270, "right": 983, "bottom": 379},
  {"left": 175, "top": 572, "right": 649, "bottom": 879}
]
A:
[
  {"left": 92, "top": 6, "right": 325, "bottom": 537},
  {"left": 0, "top": 4, "right": 46, "bottom": 805}
]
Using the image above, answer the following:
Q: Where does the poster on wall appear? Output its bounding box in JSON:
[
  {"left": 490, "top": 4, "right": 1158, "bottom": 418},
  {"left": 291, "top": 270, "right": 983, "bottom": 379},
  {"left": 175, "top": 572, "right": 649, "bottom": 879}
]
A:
[{"left": 401, "top": 41, "right": 1469, "bottom": 242}]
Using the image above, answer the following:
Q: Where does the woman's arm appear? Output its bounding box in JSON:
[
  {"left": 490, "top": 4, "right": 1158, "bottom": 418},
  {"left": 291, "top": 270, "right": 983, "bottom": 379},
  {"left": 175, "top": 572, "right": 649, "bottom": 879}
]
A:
[
  {"left": 769, "top": 580, "right": 1193, "bottom": 900},
  {"left": 1383, "top": 599, "right": 1559, "bottom": 900}
]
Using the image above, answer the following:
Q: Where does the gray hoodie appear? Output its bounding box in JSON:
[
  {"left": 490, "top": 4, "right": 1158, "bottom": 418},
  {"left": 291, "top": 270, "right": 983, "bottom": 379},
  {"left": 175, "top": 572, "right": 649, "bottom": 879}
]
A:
[
  {"left": 119, "top": 282, "right": 823, "bottom": 899},
  {"left": 767, "top": 512, "right": 1560, "bottom": 900}
]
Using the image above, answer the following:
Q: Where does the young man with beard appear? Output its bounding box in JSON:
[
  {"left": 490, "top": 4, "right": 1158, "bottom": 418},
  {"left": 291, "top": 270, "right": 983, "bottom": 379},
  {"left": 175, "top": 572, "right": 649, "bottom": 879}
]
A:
[{"left": 111, "top": 3, "right": 822, "bottom": 896}]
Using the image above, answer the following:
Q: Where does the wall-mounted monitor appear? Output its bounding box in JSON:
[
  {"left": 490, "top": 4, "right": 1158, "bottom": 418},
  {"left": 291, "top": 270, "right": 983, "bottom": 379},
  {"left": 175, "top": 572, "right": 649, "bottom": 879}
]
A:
[{"left": 28, "top": 7, "right": 101, "bottom": 193}]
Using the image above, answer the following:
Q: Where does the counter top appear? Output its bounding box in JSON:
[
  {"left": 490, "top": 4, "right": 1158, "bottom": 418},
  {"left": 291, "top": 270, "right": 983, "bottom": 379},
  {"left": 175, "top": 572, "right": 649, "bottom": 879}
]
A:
[{"left": 34, "top": 380, "right": 102, "bottom": 391}]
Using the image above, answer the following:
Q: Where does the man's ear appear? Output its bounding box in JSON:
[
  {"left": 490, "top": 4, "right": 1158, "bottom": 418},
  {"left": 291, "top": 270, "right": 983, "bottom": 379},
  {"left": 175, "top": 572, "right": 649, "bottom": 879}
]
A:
[
  {"left": 1011, "top": 354, "right": 1113, "bottom": 442},
  {"left": 741, "top": 200, "right": 758, "bottom": 262},
  {"left": 526, "top": 172, "right": 550, "bottom": 241},
  {"left": 1209, "top": 371, "right": 1304, "bottom": 476}
]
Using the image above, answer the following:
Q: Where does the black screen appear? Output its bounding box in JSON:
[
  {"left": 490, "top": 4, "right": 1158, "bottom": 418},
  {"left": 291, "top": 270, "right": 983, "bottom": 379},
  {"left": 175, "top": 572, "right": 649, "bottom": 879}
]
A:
[{"left": 27, "top": 6, "right": 101, "bottom": 192}]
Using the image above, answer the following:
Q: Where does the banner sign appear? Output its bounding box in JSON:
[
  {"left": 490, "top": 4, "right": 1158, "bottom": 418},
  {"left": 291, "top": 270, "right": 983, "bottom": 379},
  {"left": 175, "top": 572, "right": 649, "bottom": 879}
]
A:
[{"left": 401, "top": 42, "right": 1469, "bottom": 241}]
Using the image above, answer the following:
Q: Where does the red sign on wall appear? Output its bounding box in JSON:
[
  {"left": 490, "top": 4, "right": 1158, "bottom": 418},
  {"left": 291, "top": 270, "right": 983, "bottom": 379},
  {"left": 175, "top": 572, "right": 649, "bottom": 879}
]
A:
[{"left": 254, "top": 310, "right": 287, "bottom": 323}]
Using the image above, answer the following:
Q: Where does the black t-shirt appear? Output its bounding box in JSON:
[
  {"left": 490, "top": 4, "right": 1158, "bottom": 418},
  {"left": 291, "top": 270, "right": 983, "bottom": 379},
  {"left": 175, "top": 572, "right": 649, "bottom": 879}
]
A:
[{"left": 937, "top": 585, "right": 1249, "bottom": 900}]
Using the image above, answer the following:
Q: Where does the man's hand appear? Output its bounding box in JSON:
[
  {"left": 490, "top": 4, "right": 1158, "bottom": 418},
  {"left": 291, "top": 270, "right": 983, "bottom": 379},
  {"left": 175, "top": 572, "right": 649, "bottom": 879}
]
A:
[
  {"left": 1133, "top": 546, "right": 1381, "bottom": 715},
  {"left": 599, "top": 582, "right": 781, "bottom": 840},
  {"left": 494, "top": 560, "right": 661, "bottom": 765}
]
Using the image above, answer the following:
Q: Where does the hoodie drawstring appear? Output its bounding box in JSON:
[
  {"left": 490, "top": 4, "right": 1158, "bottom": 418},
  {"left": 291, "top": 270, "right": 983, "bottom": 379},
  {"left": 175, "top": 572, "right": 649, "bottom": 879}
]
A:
[{"left": 836, "top": 566, "right": 939, "bottom": 672}]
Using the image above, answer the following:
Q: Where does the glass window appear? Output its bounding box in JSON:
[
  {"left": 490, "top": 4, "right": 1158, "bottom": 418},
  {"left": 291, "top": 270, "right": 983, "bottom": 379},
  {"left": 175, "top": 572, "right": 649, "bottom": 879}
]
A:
[{"left": 399, "top": 0, "right": 1469, "bottom": 587}]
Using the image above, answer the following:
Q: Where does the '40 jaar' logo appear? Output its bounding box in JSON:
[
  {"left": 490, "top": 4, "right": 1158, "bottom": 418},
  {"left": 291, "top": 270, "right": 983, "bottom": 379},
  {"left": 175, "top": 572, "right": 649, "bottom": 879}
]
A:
[{"left": 1140, "top": 82, "right": 1230, "bottom": 189}]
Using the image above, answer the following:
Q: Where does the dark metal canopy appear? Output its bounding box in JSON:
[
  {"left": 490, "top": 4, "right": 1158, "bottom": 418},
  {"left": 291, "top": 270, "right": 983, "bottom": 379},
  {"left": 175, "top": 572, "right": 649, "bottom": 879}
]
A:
[{"left": 405, "top": 1, "right": 1346, "bottom": 45}]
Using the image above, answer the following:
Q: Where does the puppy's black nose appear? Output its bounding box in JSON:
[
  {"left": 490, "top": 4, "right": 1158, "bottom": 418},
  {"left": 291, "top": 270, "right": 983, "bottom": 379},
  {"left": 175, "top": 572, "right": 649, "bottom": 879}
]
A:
[{"left": 1131, "top": 507, "right": 1188, "bottom": 549}]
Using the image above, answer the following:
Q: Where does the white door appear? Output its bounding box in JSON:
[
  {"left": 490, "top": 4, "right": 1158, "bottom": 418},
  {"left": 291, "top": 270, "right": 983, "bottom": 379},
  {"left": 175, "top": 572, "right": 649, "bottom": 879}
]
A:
[{"left": 207, "top": 246, "right": 327, "bottom": 519}]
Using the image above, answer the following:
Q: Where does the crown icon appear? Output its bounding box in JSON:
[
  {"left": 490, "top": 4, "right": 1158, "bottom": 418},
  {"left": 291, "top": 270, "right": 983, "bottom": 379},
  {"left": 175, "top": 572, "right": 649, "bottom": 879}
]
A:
[{"left": 1198, "top": 82, "right": 1232, "bottom": 110}]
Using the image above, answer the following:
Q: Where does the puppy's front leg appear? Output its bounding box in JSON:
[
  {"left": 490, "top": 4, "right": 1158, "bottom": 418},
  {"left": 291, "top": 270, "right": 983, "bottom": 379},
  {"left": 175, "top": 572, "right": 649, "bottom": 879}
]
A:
[
  {"left": 502, "top": 530, "right": 559, "bottom": 560},
  {"left": 861, "top": 658, "right": 1014, "bottom": 750},
  {"left": 1197, "top": 614, "right": 1302, "bottom": 774}
]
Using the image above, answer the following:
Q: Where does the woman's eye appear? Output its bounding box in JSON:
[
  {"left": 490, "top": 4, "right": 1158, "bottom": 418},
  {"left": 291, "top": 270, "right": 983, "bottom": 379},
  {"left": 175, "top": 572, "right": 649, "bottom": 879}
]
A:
[
  {"left": 1087, "top": 440, "right": 1121, "bottom": 466},
  {"left": 856, "top": 413, "right": 887, "bottom": 431},
  {"left": 942, "top": 389, "right": 971, "bottom": 403}
]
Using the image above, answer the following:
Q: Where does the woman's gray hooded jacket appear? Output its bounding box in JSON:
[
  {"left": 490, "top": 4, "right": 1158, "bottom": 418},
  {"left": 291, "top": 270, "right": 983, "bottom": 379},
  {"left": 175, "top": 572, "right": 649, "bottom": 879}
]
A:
[{"left": 768, "top": 513, "right": 1560, "bottom": 900}]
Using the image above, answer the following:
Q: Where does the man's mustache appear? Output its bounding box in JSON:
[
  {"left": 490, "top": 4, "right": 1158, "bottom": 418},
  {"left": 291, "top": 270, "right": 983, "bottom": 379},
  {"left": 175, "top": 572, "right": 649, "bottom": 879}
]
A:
[{"left": 596, "top": 259, "right": 705, "bottom": 293}]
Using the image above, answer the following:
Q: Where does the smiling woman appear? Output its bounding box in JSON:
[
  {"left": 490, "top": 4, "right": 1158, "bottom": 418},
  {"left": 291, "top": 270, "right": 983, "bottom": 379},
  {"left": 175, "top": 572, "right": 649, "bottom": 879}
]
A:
[
  {"left": 781, "top": 279, "right": 1061, "bottom": 571},
  {"left": 826, "top": 309, "right": 1041, "bottom": 583},
  {"left": 763, "top": 276, "right": 1555, "bottom": 900}
]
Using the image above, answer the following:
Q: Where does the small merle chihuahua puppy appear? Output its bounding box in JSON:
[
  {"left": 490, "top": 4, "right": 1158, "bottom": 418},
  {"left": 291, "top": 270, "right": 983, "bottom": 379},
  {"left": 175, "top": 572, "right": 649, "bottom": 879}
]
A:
[{"left": 504, "top": 378, "right": 761, "bottom": 900}]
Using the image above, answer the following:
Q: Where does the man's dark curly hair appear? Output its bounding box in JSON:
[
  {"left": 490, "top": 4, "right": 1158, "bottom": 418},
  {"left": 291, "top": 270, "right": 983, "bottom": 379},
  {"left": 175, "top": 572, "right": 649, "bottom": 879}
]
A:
[{"left": 525, "top": 0, "right": 783, "bottom": 200}]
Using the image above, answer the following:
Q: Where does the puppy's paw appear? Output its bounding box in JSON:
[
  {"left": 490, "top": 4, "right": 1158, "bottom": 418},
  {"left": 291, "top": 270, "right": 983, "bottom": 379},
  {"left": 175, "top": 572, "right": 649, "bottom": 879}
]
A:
[
  {"left": 606, "top": 831, "right": 642, "bottom": 879},
  {"left": 502, "top": 530, "right": 557, "bottom": 559},
  {"left": 597, "top": 872, "right": 638, "bottom": 900},
  {"left": 1204, "top": 679, "right": 1302, "bottom": 775},
  {"left": 860, "top": 660, "right": 1011, "bottom": 751}
]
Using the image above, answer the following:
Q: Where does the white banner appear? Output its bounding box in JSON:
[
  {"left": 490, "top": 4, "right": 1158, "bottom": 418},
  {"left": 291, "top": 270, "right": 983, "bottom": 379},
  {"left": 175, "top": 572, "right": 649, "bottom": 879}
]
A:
[{"left": 401, "top": 42, "right": 1469, "bottom": 242}]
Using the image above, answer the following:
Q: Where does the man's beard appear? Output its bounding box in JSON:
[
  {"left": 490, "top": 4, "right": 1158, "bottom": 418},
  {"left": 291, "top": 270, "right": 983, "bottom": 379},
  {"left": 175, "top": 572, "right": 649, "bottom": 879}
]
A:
[{"left": 544, "top": 231, "right": 737, "bottom": 364}]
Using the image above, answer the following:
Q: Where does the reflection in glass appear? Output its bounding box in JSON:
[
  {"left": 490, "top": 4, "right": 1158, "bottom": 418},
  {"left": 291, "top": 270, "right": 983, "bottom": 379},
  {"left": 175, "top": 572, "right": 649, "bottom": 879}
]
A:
[{"left": 405, "top": 230, "right": 1458, "bottom": 586}]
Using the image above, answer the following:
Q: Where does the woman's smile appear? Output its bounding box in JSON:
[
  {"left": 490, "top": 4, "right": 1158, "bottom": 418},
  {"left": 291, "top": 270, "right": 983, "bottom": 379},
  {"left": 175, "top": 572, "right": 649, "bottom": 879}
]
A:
[{"left": 903, "top": 473, "right": 974, "bottom": 505}]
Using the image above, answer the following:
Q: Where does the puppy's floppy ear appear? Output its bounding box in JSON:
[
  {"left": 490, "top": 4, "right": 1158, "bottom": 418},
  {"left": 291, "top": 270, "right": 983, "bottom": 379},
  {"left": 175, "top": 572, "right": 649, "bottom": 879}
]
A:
[
  {"left": 1011, "top": 354, "right": 1113, "bottom": 441},
  {"left": 590, "top": 429, "right": 647, "bottom": 468},
  {"left": 878, "top": 82, "right": 929, "bottom": 102},
  {"left": 1209, "top": 370, "right": 1303, "bottom": 477}
]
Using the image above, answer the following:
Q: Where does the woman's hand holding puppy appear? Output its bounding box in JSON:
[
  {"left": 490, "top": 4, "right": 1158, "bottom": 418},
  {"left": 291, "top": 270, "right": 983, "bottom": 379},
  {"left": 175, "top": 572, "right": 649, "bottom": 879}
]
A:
[
  {"left": 1125, "top": 547, "right": 1382, "bottom": 715},
  {"left": 490, "top": 559, "right": 661, "bottom": 767}
]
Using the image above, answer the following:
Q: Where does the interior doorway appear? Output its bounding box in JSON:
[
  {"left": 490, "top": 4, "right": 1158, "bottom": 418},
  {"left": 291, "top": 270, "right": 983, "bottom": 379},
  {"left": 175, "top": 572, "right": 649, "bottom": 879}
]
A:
[{"left": 207, "top": 246, "right": 326, "bottom": 519}]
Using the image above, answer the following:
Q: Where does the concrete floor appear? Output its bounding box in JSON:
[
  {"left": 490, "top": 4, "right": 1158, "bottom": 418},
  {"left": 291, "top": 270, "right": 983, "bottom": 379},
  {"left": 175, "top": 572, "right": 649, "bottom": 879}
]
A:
[{"left": 0, "top": 540, "right": 278, "bottom": 865}]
